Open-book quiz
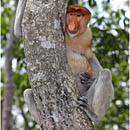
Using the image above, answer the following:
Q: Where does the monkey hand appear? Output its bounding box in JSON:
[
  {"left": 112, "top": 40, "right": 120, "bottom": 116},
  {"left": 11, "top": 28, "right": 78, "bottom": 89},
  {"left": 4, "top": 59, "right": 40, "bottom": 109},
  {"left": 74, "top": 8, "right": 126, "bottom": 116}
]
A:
[
  {"left": 24, "top": 89, "right": 40, "bottom": 124},
  {"left": 77, "top": 72, "right": 96, "bottom": 96},
  {"left": 80, "top": 72, "right": 95, "bottom": 90}
]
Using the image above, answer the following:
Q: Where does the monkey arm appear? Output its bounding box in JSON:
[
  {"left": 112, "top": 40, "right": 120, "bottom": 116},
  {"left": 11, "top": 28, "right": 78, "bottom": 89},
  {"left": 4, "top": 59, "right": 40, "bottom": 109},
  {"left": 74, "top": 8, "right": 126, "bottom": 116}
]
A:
[
  {"left": 88, "top": 55, "right": 103, "bottom": 76},
  {"left": 14, "top": 0, "right": 27, "bottom": 37}
]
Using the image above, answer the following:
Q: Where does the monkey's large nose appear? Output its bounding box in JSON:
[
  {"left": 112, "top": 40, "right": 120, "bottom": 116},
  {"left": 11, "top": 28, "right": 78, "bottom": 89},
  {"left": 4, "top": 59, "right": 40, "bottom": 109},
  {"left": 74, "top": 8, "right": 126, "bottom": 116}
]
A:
[
  {"left": 68, "top": 23, "right": 78, "bottom": 34},
  {"left": 68, "top": 23, "right": 75, "bottom": 31}
]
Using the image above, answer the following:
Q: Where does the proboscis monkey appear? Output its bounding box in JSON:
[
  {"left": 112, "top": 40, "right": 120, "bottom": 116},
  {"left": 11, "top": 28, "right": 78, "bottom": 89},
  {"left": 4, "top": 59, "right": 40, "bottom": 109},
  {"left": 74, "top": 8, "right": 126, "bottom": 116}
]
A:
[{"left": 14, "top": 2, "right": 114, "bottom": 123}]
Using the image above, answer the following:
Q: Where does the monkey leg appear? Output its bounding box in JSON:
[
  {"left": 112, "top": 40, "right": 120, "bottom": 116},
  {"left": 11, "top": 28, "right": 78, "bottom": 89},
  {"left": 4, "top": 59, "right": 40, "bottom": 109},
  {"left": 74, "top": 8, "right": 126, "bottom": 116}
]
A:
[
  {"left": 14, "top": 0, "right": 27, "bottom": 37},
  {"left": 78, "top": 69, "right": 114, "bottom": 122},
  {"left": 90, "top": 69, "right": 114, "bottom": 121},
  {"left": 24, "top": 89, "right": 40, "bottom": 124}
]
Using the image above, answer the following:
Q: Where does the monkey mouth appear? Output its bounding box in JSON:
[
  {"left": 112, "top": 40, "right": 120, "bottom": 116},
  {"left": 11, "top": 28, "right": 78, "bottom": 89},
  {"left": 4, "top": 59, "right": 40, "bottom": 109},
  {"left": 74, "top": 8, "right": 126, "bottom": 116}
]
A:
[
  {"left": 68, "top": 29, "right": 78, "bottom": 34},
  {"left": 67, "top": 31, "right": 77, "bottom": 38}
]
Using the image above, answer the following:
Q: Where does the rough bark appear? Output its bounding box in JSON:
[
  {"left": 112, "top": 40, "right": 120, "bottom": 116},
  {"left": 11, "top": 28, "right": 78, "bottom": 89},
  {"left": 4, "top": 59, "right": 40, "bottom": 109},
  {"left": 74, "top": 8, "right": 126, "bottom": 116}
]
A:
[
  {"left": 22, "top": 0, "right": 94, "bottom": 130},
  {"left": 2, "top": 1, "right": 18, "bottom": 129}
]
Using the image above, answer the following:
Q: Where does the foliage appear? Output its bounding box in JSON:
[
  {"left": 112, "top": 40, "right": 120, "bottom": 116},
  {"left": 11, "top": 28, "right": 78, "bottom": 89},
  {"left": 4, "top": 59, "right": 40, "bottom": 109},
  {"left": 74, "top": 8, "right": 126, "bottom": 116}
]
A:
[
  {"left": 86, "top": 0, "right": 129, "bottom": 130},
  {"left": 1, "top": 0, "right": 129, "bottom": 130}
]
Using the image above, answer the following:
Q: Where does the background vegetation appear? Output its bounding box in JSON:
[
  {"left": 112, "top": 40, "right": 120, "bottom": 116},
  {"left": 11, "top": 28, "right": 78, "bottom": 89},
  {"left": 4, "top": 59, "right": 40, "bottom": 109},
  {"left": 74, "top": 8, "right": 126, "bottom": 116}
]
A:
[{"left": 1, "top": 0, "right": 129, "bottom": 129}]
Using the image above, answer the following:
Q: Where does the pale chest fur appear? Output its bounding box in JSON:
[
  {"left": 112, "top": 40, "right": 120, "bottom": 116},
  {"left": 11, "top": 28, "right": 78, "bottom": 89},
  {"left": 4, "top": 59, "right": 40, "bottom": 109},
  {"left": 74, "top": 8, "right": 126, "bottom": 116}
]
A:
[{"left": 66, "top": 47, "right": 92, "bottom": 75}]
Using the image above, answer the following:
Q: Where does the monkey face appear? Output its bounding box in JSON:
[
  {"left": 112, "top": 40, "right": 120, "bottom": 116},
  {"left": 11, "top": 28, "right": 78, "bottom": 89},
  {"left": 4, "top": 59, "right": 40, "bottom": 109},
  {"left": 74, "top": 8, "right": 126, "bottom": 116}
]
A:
[{"left": 66, "top": 5, "right": 91, "bottom": 37}]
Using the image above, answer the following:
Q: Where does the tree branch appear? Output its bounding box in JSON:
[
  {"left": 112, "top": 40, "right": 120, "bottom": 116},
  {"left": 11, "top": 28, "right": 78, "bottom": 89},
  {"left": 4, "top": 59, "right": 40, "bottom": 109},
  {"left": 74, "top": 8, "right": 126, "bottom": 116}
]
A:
[{"left": 2, "top": 1, "right": 18, "bottom": 129}]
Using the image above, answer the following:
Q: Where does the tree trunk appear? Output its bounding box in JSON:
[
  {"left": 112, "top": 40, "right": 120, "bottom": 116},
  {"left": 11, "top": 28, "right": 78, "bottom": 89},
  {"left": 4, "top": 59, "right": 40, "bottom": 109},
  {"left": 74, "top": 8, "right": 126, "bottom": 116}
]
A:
[
  {"left": 2, "top": 0, "right": 18, "bottom": 129},
  {"left": 22, "top": 0, "right": 94, "bottom": 130}
]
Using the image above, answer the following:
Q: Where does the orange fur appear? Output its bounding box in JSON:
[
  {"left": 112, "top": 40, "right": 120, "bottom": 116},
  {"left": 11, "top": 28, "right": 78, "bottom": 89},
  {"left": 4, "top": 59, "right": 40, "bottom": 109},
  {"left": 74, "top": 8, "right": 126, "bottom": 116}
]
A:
[{"left": 65, "top": 5, "right": 93, "bottom": 75}]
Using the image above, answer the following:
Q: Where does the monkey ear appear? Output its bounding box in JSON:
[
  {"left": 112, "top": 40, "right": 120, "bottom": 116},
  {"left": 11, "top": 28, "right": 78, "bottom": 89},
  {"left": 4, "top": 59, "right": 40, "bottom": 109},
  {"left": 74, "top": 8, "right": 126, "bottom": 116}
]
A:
[{"left": 85, "top": 9, "right": 91, "bottom": 25}]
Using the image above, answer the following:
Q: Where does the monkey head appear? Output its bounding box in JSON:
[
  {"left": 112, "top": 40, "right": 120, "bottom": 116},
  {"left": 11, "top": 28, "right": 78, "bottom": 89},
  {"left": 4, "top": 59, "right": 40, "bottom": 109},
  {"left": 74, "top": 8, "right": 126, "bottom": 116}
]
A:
[{"left": 66, "top": 5, "right": 91, "bottom": 37}]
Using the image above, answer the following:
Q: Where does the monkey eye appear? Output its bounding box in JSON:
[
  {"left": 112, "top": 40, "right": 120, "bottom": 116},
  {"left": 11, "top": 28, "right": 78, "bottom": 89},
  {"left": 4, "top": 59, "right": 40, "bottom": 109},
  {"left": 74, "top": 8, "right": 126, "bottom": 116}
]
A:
[
  {"left": 70, "top": 13, "right": 73, "bottom": 16},
  {"left": 82, "top": 14, "right": 85, "bottom": 16}
]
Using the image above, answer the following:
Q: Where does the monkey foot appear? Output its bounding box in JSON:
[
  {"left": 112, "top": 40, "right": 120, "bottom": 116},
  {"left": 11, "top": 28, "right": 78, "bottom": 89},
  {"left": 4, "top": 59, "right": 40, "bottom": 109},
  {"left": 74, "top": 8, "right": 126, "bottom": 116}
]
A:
[
  {"left": 77, "top": 96, "right": 89, "bottom": 108},
  {"left": 77, "top": 96, "right": 98, "bottom": 122}
]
